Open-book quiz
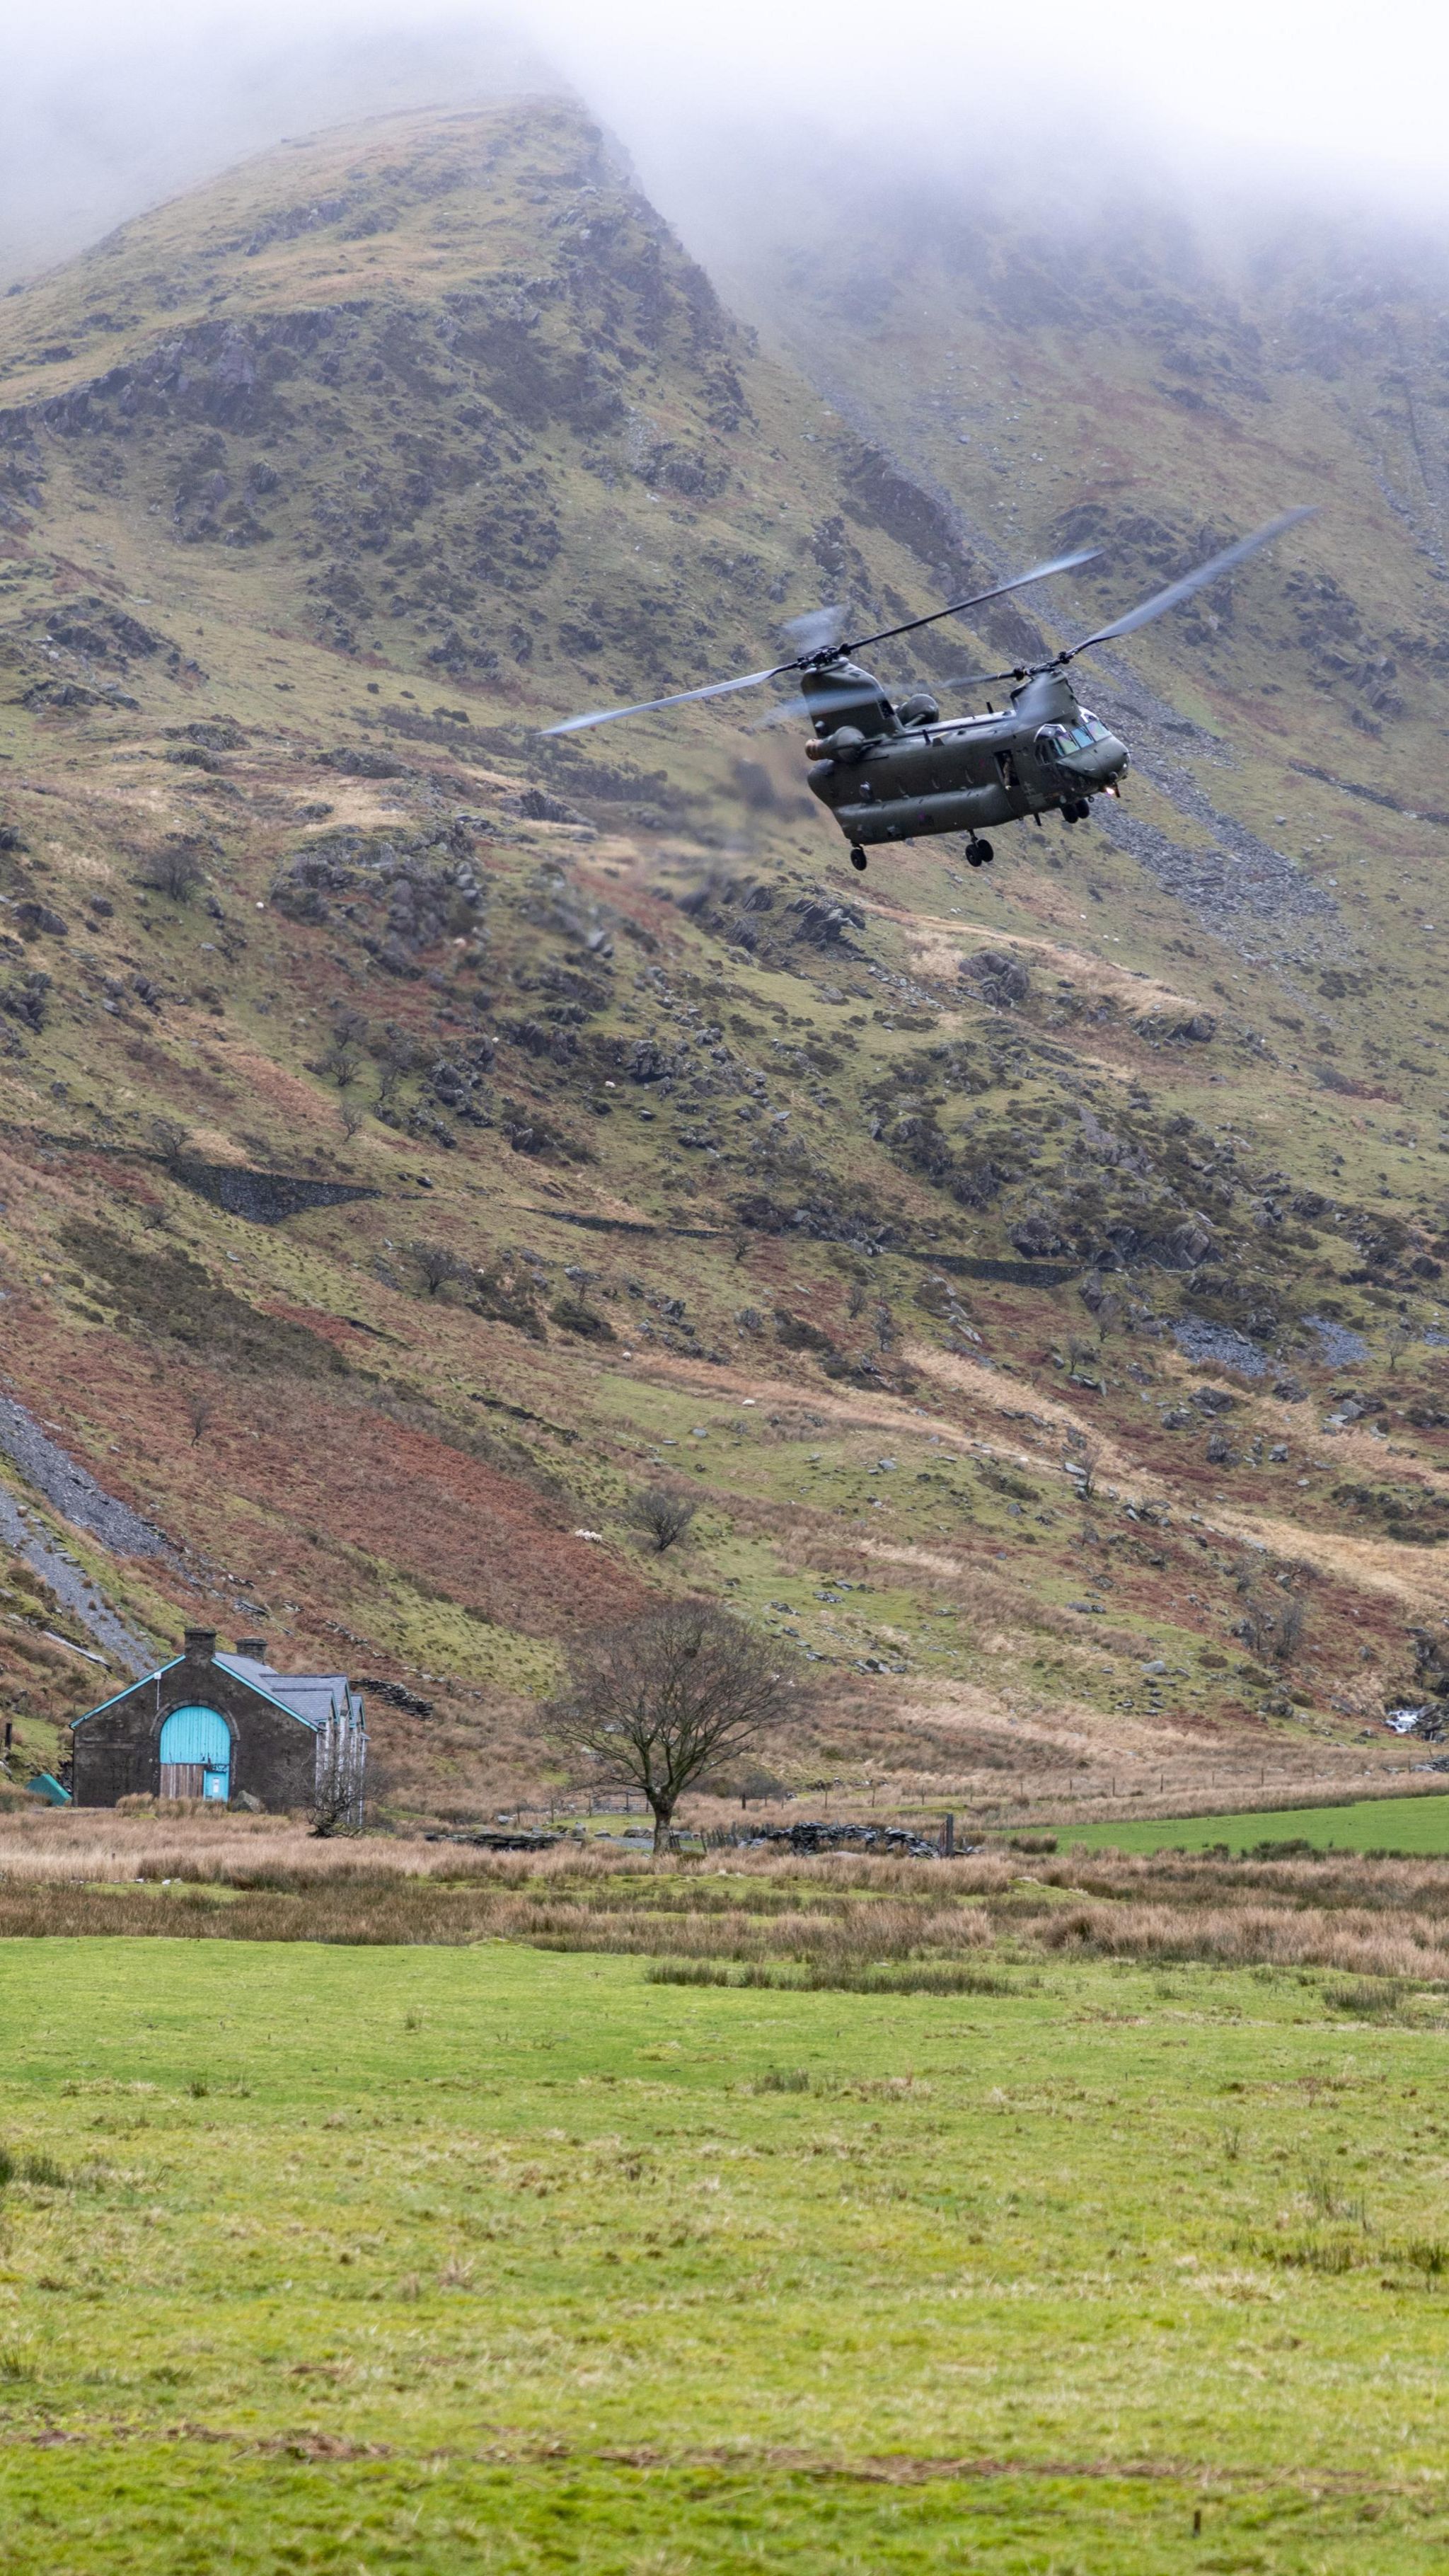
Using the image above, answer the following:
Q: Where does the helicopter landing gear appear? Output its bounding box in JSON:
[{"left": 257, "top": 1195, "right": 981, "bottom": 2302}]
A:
[
  {"left": 965, "top": 838, "right": 994, "bottom": 868},
  {"left": 1070, "top": 797, "right": 1091, "bottom": 822},
  {"left": 849, "top": 845, "right": 867, "bottom": 872}
]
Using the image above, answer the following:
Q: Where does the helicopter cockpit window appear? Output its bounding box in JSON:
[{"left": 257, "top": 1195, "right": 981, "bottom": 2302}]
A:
[{"left": 1036, "top": 714, "right": 1110, "bottom": 764}]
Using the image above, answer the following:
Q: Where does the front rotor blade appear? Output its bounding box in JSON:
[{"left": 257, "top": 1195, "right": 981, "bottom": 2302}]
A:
[
  {"left": 1067, "top": 507, "right": 1317, "bottom": 655},
  {"left": 840, "top": 546, "right": 1102, "bottom": 658},
  {"left": 935, "top": 667, "right": 1022, "bottom": 692},
  {"left": 539, "top": 663, "right": 789, "bottom": 737}
]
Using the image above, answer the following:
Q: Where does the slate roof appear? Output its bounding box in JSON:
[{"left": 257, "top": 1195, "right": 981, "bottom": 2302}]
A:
[
  {"left": 215, "top": 1651, "right": 363, "bottom": 1732},
  {"left": 76, "top": 1653, "right": 365, "bottom": 1733}
]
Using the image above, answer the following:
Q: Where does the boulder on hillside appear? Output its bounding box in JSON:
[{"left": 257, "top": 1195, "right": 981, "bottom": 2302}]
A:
[
  {"left": 960, "top": 948, "right": 1029, "bottom": 1007},
  {"left": 325, "top": 747, "right": 406, "bottom": 778}
]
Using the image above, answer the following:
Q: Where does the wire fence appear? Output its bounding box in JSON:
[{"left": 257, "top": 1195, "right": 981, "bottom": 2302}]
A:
[{"left": 495, "top": 1750, "right": 1449, "bottom": 1851}]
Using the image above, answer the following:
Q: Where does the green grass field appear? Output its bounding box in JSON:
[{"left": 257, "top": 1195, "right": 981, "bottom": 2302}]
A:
[
  {"left": 4, "top": 1938, "right": 1449, "bottom": 2570},
  {"left": 1061, "top": 1793, "right": 1449, "bottom": 1858}
]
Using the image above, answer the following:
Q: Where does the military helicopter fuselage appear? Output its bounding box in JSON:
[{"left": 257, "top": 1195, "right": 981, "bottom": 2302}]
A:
[
  {"left": 801, "top": 660, "right": 1128, "bottom": 870},
  {"left": 541, "top": 508, "right": 1316, "bottom": 877}
]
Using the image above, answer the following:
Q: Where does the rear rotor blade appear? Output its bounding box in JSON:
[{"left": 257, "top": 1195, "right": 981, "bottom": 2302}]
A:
[
  {"left": 840, "top": 546, "right": 1101, "bottom": 658},
  {"left": 1066, "top": 507, "right": 1317, "bottom": 657},
  {"left": 539, "top": 662, "right": 790, "bottom": 737}
]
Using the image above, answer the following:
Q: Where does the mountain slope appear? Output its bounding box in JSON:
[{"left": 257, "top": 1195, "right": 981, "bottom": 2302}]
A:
[{"left": 0, "top": 104, "right": 1445, "bottom": 1822}]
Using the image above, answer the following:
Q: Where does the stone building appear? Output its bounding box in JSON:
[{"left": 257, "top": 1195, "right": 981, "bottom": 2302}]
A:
[{"left": 71, "top": 1629, "right": 366, "bottom": 1817}]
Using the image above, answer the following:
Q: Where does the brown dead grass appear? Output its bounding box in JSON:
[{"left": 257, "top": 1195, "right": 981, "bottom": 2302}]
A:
[
  {"left": 900, "top": 1346, "right": 1144, "bottom": 1487},
  {"left": 904, "top": 922, "right": 1204, "bottom": 1024},
  {"left": 1206, "top": 1505, "right": 1449, "bottom": 1614},
  {"left": 1038, "top": 1898, "right": 1449, "bottom": 1982},
  {"left": 6, "top": 1812, "right": 1449, "bottom": 1983}
]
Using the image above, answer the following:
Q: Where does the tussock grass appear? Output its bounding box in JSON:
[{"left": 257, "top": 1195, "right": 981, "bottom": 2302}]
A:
[
  {"left": 644, "top": 1957, "right": 1016, "bottom": 1996},
  {"left": 1036, "top": 1898, "right": 1449, "bottom": 1982},
  {"left": 1322, "top": 1979, "right": 1412, "bottom": 2020},
  {"left": 8, "top": 1815, "right": 1449, "bottom": 1985},
  {"left": 1245, "top": 2225, "right": 1448, "bottom": 2279},
  {"left": 0, "top": 2147, "right": 80, "bottom": 2190}
]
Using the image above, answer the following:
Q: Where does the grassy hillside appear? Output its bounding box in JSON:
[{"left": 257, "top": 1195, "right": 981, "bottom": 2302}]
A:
[{"left": 1, "top": 103, "right": 1447, "bottom": 1823}]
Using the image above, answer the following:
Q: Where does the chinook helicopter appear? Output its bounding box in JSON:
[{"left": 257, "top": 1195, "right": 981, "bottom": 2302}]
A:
[{"left": 542, "top": 507, "right": 1315, "bottom": 871}]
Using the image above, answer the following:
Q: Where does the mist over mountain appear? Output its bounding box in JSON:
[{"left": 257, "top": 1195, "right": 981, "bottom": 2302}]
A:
[{"left": 1, "top": 70, "right": 1448, "bottom": 1823}]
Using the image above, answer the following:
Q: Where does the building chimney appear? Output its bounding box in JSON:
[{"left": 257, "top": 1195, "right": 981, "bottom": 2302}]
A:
[
  {"left": 183, "top": 1628, "right": 217, "bottom": 1662},
  {"left": 235, "top": 1636, "right": 268, "bottom": 1662}
]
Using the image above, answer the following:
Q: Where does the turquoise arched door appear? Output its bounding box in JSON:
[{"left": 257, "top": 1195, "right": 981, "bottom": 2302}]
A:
[{"left": 158, "top": 1705, "right": 231, "bottom": 1802}]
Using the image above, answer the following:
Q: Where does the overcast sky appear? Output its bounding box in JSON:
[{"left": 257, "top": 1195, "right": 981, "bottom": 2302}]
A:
[{"left": 1, "top": 0, "right": 1444, "bottom": 283}]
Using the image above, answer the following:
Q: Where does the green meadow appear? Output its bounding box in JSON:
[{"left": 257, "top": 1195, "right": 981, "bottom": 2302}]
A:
[
  {"left": 3, "top": 1938, "right": 1449, "bottom": 2570},
  {"left": 1061, "top": 1793, "right": 1449, "bottom": 1858}
]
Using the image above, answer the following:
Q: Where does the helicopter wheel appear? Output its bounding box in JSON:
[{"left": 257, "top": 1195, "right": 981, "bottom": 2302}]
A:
[
  {"left": 849, "top": 846, "right": 867, "bottom": 873},
  {"left": 1074, "top": 798, "right": 1092, "bottom": 822},
  {"left": 966, "top": 838, "right": 993, "bottom": 867}
]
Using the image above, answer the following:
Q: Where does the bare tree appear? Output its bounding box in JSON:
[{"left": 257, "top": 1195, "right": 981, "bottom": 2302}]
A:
[
  {"left": 183, "top": 1388, "right": 214, "bottom": 1446},
  {"left": 148, "top": 1115, "right": 192, "bottom": 1173},
  {"left": 310, "top": 1725, "right": 362, "bottom": 1838},
  {"left": 548, "top": 1603, "right": 799, "bottom": 1853},
  {"left": 1068, "top": 1437, "right": 1103, "bottom": 1500},
  {"left": 628, "top": 1485, "right": 696, "bottom": 1554},
  {"left": 380, "top": 1025, "right": 420, "bottom": 1082},
  {"left": 1272, "top": 1594, "right": 1307, "bottom": 1664},
  {"left": 411, "top": 1239, "right": 462, "bottom": 1298},
  {"left": 1093, "top": 1291, "right": 1124, "bottom": 1344},
  {"left": 339, "top": 1096, "right": 367, "bottom": 1142},
  {"left": 320, "top": 1039, "right": 362, "bottom": 1090},
  {"left": 136, "top": 843, "right": 203, "bottom": 902},
  {"left": 1236, "top": 1591, "right": 1276, "bottom": 1660},
  {"left": 1385, "top": 1319, "right": 1415, "bottom": 1373}
]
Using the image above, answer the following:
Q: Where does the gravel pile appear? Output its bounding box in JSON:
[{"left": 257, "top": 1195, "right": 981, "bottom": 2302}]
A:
[
  {"left": 1172, "top": 1316, "right": 1271, "bottom": 1376},
  {"left": 0, "top": 1393, "right": 168, "bottom": 1558},
  {"left": 0, "top": 1488, "right": 154, "bottom": 1677}
]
